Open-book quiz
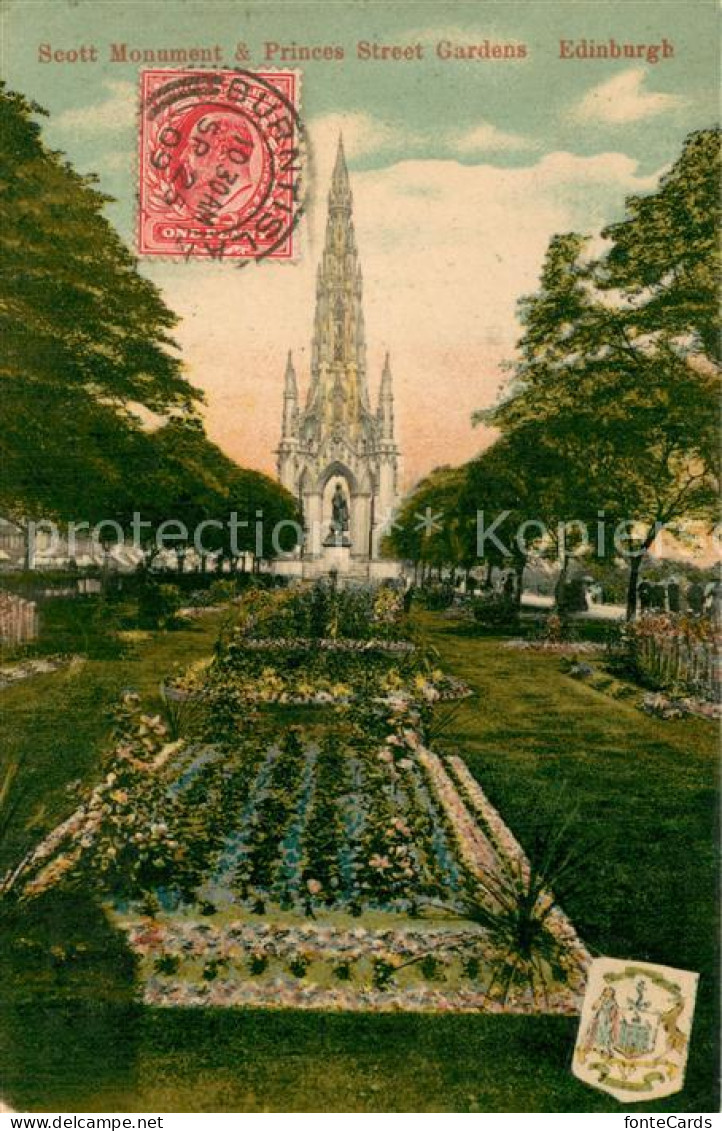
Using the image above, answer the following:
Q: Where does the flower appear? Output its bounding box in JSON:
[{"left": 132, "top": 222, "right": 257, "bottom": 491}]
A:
[{"left": 369, "top": 854, "right": 391, "bottom": 871}]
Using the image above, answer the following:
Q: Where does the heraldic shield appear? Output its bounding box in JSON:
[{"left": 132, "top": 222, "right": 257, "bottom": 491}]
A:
[{"left": 573, "top": 957, "right": 699, "bottom": 1103}]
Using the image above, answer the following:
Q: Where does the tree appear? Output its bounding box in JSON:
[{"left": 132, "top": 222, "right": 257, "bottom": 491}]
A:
[
  {"left": 384, "top": 467, "right": 471, "bottom": 583},
  {"left": 600, "top": 128, "right": 720, "bottom": 367},
  {"left": 0, "top": 83, "right": 202, "bottom": 543},
  {"left": 462, "top": 429, "right": 579, "bottom": 609},
  {"left": 108, "top": 419, "right": 301, "bottom": 571},
  {"left": 484, "top": 130, "right": 720, "bottom": 618}
]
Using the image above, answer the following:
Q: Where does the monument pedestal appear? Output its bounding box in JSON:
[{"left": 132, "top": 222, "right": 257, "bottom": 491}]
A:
[{"left": 320, "top": 544, "right": 351, "bottom": 577}]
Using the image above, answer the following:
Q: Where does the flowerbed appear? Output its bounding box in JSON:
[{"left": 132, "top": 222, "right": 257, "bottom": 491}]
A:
[
  {"left": 236, "top": 581, "right": 407, "bottom": 642},
  {"left": 232, "top": 639, "right": 415, "bottom": 653},
  {"left": 641, "top": 691, "right": 721, "bottom": 722},
  {"left": 4, "top": 582, "right": 588, "bottom": 1015},
  {"left": 0, "top": 654, "right": 82, "bottom": 691},
  {"left": 166, "top": 639, "right": 469, "bottom": 709},
  {"left": 505, "top": 640, "right": 603, "bottom": 656},
  {"left": 116, "top": 914, "right": 583, "bottom": 1015},
  {"left": 608, "top": 612, "right": 721, "bottom": 703},
  {"left": 556, "top": 656, "right": 720, "bottom": 722}
]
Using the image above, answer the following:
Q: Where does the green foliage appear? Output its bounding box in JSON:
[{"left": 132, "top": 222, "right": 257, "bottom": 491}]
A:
[
  {"left": 233, "top": 582, "right": 406, "bottom": 642},
  {"left": 288, "top": 953, "right": 310, "bottom": 978},
  {"left": 385, "top": 466, "right": 472, "bottom": 571},
  {"left": 0, "top": 758, "right": 24, "bottom": 894},
  {"left": 421, "top": 583, "right": 455, "bottom": 610},
  {"left": 137, "top": 584, "right": 182, "bottom": 630},
  {"left": 0, "top": 84, "right": 201, "bottom": 527},
  {"left": 208, "top": 579, "right": 237, "bottom": 605},
  {"left": 425, "top": 801, "right": 590, "bottom": 1007},
  {"left": 157, "top": 689, "right": 204, "bottom": 743},
  {"left": 601, "top": 128, "right": 721, "bottom": 366},
  {"left": 471, "top": 592, "right": 517, "bottom": 629},
  {"left": 248, "top": 953, "right": 268, "bottom": 976},
  {"left": 154, "top": 954, "right": 180, "bottom": 976},
  {"left": 482, "top": 128, "right": 720, "bottom": 618},
  {"left": 0, "top": 85, "right": 301, "bottom": 569}
]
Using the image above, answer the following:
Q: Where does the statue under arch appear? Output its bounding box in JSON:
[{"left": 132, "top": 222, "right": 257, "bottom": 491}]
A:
[{"left": 276, "top": 137, "right": 401, "bottom": 580}]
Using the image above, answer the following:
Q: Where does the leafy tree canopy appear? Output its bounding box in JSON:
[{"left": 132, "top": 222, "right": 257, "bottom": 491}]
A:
[{"left": 0, "top": 83, "right": 202, "bottom": 526}]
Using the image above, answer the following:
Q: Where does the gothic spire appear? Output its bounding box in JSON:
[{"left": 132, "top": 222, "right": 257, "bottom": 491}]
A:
[
  {"left": 284, "top": 350, "right": 298, "bottom": 395},
  {"left": 329, "top": 134, "right": 352, "bottom": 211},
  {"left": 306, "top": 135, "right": 369, "bottom": 430},
  {"left": 281, "top": 351, "right": 298, "bottom": 438},
  {"left": 380, "top": 352, "right": 392, "bottom": 394},
  {"left": 377, "top": 352, "right": 395, "bottom": 441}
]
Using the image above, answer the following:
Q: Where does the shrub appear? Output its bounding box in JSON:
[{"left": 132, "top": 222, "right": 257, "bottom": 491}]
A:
[
  {"left": 422, "top": 583, "right": 455, "bottom": 611},
  {"left": 202, "top": 959, "right": 225, "bottom": 981},
  {"left": 209, "top": 579, "right": 237, "bottom": 605},
  {"left": 154, "top": 953, "right": 180, "bottom": 975},
  {"left": 372, "top": 957, "right": 398, "bottom": 990},
  {"left": 248, "top": 952, "right": 268, "bottom": 976},
  {"left": 471, "top": 593, "right": 517, "bottom": 629},
  {"left": 461, "top": 955, "right": 481, "bottom": 981},
  {"left": 607, "top": 613, "right": 720, "bottom": 702},
  {"left": 137, "top": 583, "right": 182, "bottom": 629},
  {"left": 420, "top": 954, "right": 444, "bottom": 981},
  {"left": 288, "top": 953, "right": 310, "bottom": 978}
]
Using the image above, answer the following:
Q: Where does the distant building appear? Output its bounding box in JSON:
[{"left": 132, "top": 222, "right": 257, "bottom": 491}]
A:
[{"left": 276, "top": 138, "right": 401, "bottom": 581}]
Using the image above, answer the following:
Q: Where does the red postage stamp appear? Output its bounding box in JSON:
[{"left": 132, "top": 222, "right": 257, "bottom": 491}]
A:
[{"left": 138, "top": 69, "right": 302, "bottom": 260}]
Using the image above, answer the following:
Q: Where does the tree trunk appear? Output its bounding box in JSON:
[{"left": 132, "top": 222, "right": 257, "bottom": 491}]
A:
[
  {"left": 554, "top": 551, "right": 570, "bottom": 611},
  {"left": 21, "top": 523, "right": 33, "bottom": 572},
  {"left": 626, "top": 555, "right": 643, "bottom": 621},
  {"left": 513, "top": 555, "right": 526, "bottom": 612},
  {"left": 626, "top": 528, "right": 658, "bottom": 620}
]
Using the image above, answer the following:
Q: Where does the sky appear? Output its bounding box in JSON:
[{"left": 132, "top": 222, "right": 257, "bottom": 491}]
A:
[{"left": 2, "top": 0, "right": 719, "bottom": 488}]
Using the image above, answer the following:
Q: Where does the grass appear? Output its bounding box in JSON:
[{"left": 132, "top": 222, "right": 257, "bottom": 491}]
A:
[
  {"left": 0, "top": 608, "right": 718, "bottom": 1112},
  {"left": 0, "top": 606, "right": 229, "bottom": 876}
]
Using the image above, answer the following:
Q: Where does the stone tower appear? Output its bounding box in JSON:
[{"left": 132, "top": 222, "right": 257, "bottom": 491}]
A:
[{"left": 277, "top": 137, "right": 401, "bottom": 578}]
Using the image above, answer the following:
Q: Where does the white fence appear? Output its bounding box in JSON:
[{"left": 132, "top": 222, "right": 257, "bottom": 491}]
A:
[{"left": 634, "top": 628, "right": 720, "bottom": 703}]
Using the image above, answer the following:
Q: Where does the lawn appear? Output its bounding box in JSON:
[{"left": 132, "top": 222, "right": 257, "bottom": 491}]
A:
[
  {"left": 0, "top": 604, "right": 231, "bottom": 876},
  {"left": 0, "top": 608, "right": 717, "bottom": 1112}
]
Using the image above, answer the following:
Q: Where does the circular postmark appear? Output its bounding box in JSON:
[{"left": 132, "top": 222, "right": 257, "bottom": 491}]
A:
[{"left": 139, "top": 69, "right": 305, "bottom": 261}]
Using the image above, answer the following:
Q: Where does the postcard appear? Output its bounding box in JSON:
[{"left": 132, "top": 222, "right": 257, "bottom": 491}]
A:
[{"left": 0, "top": 0, "right": 718, "bottom": 1117}]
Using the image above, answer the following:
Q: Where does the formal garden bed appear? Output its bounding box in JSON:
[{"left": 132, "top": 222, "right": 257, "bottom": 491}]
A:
[
  {"left": 3, "top": 583, "right": 589, "bottom": 1016},
  {"left": 0, "top": 654, "right": 83, "bottom": 691},
  {"left": 555, "top": 612, "right": 722, "bottom": 720}
]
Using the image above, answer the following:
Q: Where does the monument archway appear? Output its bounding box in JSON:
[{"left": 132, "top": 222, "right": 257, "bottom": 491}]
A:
[
  {"left": 276, "top": 138, "right": 401, "bottom": 582},
  {"left": 317, "top": 462, "right": 367, "bottom": 556}
]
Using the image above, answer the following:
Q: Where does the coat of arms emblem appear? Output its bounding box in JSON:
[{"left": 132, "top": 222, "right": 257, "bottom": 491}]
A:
[{"left": 573, "top": 958, "right": 699, "bottom": 1103}]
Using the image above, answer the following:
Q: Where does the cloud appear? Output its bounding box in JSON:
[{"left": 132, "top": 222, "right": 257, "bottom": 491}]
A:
[
  {"left": 454, "top": 121, "right": 537, "bottom": 154},
  {"left": 144, "top": 141, "right": 660, "bottom": 488},
  {"left": 54, "top": 80, "right": 136, "bottom": 133},
  {"left": 572, "top": 69, "right": 687, "bottom": 125},
  {"left": 308, "top": 110, "right": 535, "bottom": 168},
  {"left": 308, "top": 111, "right": 416, "bottom": 160}
]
